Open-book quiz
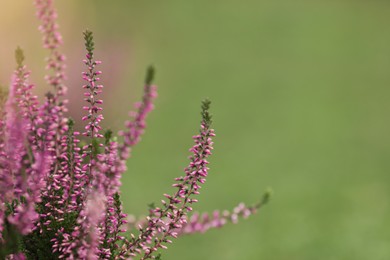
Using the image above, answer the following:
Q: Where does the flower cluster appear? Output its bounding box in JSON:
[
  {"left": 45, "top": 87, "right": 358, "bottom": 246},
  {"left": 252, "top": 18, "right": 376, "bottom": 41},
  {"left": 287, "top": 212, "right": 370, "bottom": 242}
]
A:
[{"left": 0, "top": 0, "right": 270, "bottom": 259}]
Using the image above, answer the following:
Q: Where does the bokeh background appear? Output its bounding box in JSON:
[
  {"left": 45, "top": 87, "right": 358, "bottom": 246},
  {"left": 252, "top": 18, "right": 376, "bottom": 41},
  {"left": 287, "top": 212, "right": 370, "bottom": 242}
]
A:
[{"left": 1, "top": 1, "right": 390, "bottom": 259}]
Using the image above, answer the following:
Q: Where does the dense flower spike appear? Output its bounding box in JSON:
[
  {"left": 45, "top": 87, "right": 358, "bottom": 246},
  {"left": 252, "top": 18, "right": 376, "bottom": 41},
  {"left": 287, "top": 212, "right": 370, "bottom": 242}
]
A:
[
  {"left": 0, "top": 1, "right": 267, "bottom": 259},
  {"left": 34, "top": 0, "right": 70, "bottom": 217},
  {"left": 120, "top": 99, "right": 215, "bottom": 259},
  {"left": 181, "top": 190, "right": 272, "bottom": 235},
  {"left": 34, "top": 0, "right": 67, "bottom": 98},
  {"left": 0, "top": 49, "right": 51, "bottom": 259},
  {"left": 81, "top": 30, "right": 104, "bottom": 191},
  {"left": 99, "top": 192, "right": 128, "bottom": 259},
  {"left": 82, "top": 30, "right": 104, "bottom": 140},
  {"left": 125, "top": 190, "right": 271, "bottom": 238},
  {"left": 119, "top": 66, "right": 157, "bottom": 161},
  {"left": 1, "top": 50, "right": 43, "bottom": 236},
  {"left": 10, "top": 48, "right": 41, "bottom": 153},
  {"left": 29, "top": 9, "right": 70, "bottom": 251}
]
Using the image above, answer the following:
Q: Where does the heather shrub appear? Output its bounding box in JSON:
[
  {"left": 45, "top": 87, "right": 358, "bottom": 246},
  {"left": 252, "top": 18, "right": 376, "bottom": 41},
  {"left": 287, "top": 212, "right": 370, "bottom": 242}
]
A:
[{"left": 0, "top": 0, "right": 270, "bottom": 259}]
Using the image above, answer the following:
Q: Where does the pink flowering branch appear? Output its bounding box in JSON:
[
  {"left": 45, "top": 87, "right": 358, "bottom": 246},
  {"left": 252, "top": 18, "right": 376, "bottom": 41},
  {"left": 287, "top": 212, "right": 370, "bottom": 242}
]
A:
[
  {"left": 0, "top": 52, "right": 30, "bottom": 235},
  {"left": 5, "top": 53, "right": 49, "bottom": 235},
  {"left": 0, "top": 49, "right": 50, "bottom": 247},
  {"left": 61, "top": 122, "right": 86, "bottom": 213},
  {"left": 34, "top": 0, "right": 67, "bottom": 99},
  {"left": 0, "top": 49, "right": 28, "bottom": 208},
  {"left": 34, "top": 0, "right": 69, "bottom": 201},
  {"left": 31, "top": 2, "right": 71, "bottom": 241},
  {"left": 81, "top": 30, "right": 104, "bottom": 192},
  {"left": 125, "top": 190, "right": 271, "bottom": 238},
  {"left": 95, "top": 67, "right": 158, "bottom": 258},
  {"left": 118, "top": 66, "right": 157, "bottom": 161},
  {"left": 99, "top": 192, "right": 128, "bottom": 259},
  {"left": 180, "top": 190, "right": 271, "bottom": 235},
  {"left": 81, "top": 30, "right": 104, "bottom": 141},
  {"left": 10, "top": 48, "right": 41, "bottom": 154},
  {"left": 120, "top": 100, "right": 214, "bottom": 259}
]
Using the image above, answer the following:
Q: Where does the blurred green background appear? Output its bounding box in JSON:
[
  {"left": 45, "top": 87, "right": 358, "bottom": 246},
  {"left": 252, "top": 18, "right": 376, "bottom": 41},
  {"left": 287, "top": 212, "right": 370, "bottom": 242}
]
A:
[{"left": 1, "top": 0, "right": 390, "bottom": 259}]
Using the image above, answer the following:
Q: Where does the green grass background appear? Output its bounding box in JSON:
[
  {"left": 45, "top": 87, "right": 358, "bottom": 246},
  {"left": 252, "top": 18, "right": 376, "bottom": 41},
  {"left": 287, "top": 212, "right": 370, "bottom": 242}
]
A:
[{"left": 2, "top": 0, "right": 390, "bottom": 259}]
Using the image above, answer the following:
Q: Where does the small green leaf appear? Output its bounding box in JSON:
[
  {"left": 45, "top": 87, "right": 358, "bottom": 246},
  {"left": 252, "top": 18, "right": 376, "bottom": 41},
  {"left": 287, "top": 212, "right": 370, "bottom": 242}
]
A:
[
  {"left": 201, "top": 99, "right": 212, "bottom": 126},
  {"left": 145, "top": 65, "right": 155, "bottom": 85},
  {"left": 83, "top": 30, "right": 95, "bottom": 57},
  {"left": 15, "top": 46, "right": 25, "bottom": 68},
  {"left": 104, "top": 129, "right": 113, "bottom": 145}
]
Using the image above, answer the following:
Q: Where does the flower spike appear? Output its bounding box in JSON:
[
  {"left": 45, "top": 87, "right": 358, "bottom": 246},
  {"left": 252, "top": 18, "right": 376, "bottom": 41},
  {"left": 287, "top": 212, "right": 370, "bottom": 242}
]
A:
[
  {"left": 119, "top": 66, "right": 158, "bottom": 160},
  {"left": 35, "top": 0, "right": 67, "bottom": 98},
  {"left": 122, "top": 100, "right": 215, "bottom": 259}
]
